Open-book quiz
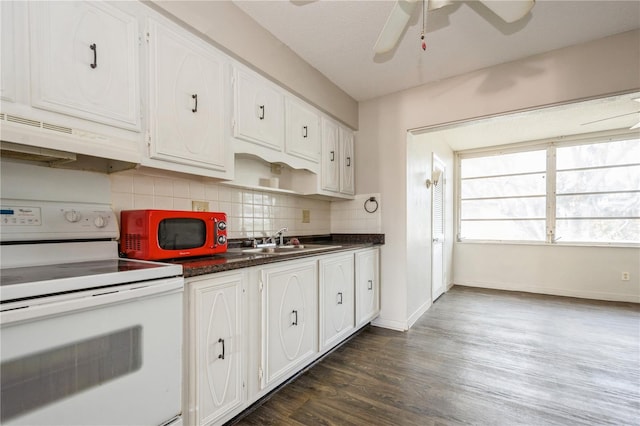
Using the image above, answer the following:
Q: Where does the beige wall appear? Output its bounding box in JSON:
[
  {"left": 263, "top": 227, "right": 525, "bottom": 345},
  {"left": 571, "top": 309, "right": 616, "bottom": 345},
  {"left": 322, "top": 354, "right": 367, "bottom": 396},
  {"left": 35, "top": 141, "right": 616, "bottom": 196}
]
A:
[
  {"left": 149, "top": 1, "right": 358, "bottom": 129},
  {"left": 360, "top": 30, "right": 640, "bottom": 329}
]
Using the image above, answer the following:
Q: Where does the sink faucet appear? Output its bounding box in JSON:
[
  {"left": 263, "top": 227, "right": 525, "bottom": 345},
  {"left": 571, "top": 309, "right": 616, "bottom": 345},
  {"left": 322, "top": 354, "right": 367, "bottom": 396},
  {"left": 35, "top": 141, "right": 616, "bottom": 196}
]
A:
[{"left": 268, "top": 227, "right": 288, "bottom": 246}]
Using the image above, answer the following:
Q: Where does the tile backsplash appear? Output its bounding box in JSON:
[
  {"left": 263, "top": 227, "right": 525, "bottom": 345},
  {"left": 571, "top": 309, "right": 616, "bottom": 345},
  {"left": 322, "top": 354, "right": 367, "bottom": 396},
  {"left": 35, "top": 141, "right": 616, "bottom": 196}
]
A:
[
  {"left": 110, "top": 168, "right": 331, "bottom": 240},
  {"left": 331, "top": 193, "right": 382, "bottom": 234}
]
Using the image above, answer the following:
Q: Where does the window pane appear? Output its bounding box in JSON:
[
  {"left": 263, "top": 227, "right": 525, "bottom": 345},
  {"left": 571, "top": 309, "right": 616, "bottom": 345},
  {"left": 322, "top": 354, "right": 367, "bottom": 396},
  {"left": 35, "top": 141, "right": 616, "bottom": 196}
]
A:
[
  {"left": 557, "top": 138, "right": 640, "bottom": 170},
  {"left": 557, "top": 165, "right": 640, "bottom": 194},
  {"left": 461, "top": 197, "right": 546, "bottom": 219},
  {"left": 461, "top": 150, "right": 546, "bottom": 178},
  {"left": 462, "top": 173, "right": 546, "bottom": 198},
  {"left": 460, "top": 220, "right": 545, "bottom": 241},
  {"left": 556, "top": 219, "right": 640, "bottom": 243},
  {"left": 557, "top": 193, "right": 640, "bottom": 218}
]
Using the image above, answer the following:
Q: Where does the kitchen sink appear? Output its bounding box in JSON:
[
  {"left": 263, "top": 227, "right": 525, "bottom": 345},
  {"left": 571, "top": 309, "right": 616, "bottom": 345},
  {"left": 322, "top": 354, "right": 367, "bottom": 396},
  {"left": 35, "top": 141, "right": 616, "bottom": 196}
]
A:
[{"left": 240, "top": 244, "right": 342, "bottom": 255}]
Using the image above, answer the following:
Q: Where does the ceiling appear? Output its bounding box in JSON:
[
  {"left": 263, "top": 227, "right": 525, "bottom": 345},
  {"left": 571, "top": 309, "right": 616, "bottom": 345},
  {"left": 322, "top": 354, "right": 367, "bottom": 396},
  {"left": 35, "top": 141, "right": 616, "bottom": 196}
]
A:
[
  {"left": 234, "top": 0, "right": 640, "bottom": 102},
  {"left": 233, "top": 0, "right": 639, "bottom": 150}
]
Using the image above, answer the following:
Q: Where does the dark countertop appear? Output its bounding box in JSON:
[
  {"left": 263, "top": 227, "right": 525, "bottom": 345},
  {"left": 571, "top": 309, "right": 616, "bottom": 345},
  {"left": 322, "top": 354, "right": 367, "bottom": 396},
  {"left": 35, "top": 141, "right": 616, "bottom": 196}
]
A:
[{"left": 171, "top": 234, "right": 384, "bottom": 278}]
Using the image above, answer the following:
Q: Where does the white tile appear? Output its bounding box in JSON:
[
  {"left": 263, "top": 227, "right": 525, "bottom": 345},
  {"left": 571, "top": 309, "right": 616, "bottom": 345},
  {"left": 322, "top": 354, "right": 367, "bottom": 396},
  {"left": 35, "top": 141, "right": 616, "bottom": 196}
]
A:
[
  {"left": 173, "top": 179, "right": 190, "bottom": 198},
  {"left": 231, "top": 202, "right": 243, "bottom": 218},
  {"left": 110, "top": 173, "right": 134, "bottom": 194},
  {"left": 173, "top": 198, "right": 191, "bottom": 210},
  {"left": 154, "top": 177, "right": 173, "bottom": 197},
  {"left": 190, "top": 181, "right": 205, "bottom": 199},
  {"left": 205, "top": 183, "right": 219, "bottom": 201},
  {"left": 218, "top": 186, "right": 232, "bottom": 202},
  {"left": 133, "top": 194, "right": 153, "bottom": 209},
  {"left": 111, "top": 192, "right": 133, "bottom": 213},
  {"left": 133, "top": 175, "right": 154, "bottom": 195},
  {"left": 154, "top": 196, "right": 174, "bottom": 209}
]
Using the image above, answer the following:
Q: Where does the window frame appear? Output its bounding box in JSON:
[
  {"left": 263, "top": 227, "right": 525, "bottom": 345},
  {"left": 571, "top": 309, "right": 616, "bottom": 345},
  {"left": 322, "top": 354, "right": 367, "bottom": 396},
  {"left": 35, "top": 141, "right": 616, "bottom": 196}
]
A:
[{"left": 456, "top": 130, "right": 640, "bottom": 247}]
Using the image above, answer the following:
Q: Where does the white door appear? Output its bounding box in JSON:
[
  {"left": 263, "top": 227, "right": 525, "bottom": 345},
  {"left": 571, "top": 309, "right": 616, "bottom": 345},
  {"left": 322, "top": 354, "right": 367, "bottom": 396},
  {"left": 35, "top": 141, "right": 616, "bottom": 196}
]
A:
[
  {"left": 261, "top": 261, "right": 317, "bottom": 389},
  {"left": 189, "top": 274, "right": 243, "bottom": 426},
  {"left": 431, "top": 155, "right": 446, "bottom": 301},
  {"left": 319, "top": 254, "right": 355, "bottom": 350},
  {"left": 234, "top": 68, "right": 284, "bottom": 151},
  {"left": 148, "top": 18, "right": 227, "bottom": 171},
  {"left": 339, "top": 127, "right": 355, "bottom": 195},
  {"left": 29, "top": 1, "right": 140, "bottom": 130}
]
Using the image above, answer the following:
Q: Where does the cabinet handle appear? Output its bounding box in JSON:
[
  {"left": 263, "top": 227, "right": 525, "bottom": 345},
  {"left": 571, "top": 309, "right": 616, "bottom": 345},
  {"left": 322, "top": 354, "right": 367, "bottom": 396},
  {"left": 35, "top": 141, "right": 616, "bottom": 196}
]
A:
[
  {"left": 89, "top": 43, "right": 97, "bottom": 69},
  {"left": 346, "top": 157, "right": 351, "bottom": 167},
  {"left": 258, "top": 105, "right": 265, "bottom": 120},
  {"left": 218, "top": 338, "right": 225, "bottom": 360},
  {"left": 330, "top": 151, "right": 335, "bottom": 162},
  {"left": 192, "top": 94, "right": 198, "bottom": 113},
  {"left": 368, "top": 279, "right": 373, "bottom": 290},
  {"left": 337, "top": 292, "right": 343, "bottom": 305},
  {"left": 291, "top": 310, "right": 298, "bottom": 326},
  {"left": 303, "top": 125, "right": 308, "bottom": 138}
]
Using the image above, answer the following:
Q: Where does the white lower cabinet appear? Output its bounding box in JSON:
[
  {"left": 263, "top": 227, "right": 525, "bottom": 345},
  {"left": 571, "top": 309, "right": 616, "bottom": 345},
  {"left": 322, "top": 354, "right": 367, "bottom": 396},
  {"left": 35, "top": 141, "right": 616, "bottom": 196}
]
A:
[
  {"left": 355, "top": 248, "right": 380, "bottom": 327},
  {"left": 184, "top": 248, "right": 381, "bottom": 425},
  {"left": 319, "top": 253, "right": 355, "bottom": 351},
  {"left": 259, "top": 260, "right": 318, "bottom": 389},
  {"left": 184, "top": 272, "right": 245, "bottom": 426}
]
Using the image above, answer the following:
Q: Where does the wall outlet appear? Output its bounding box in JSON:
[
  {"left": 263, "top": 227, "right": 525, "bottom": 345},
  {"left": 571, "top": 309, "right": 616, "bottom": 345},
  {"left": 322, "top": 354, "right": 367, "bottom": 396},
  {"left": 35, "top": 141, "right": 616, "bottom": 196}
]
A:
[
  {"left": 192, "top": 200, "right": 209, "bottom": 212},
  {"left": 302, "top": 209, "right": 310, "bottom": 223},
  {"left": 621, "top": 272, "right": 630, "bottom": 281}
]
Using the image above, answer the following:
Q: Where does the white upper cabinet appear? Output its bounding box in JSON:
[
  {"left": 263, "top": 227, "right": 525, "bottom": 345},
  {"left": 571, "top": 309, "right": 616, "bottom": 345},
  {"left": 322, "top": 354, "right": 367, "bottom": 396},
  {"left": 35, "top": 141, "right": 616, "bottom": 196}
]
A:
[
  {"left": 319, "top": 117, "right": 355, "bottom": 197},
  {"left": 339, "top": 126, "right": 355, "bottom": 195},
  {"left": 1, "top": 1, "right": 17, "bottom": 103},
  {"left": 321, "top": 117, "right": 340, "bottom": 192},
  {"left": 285, "top": 97, "right": 320, "bottom": 163},
  {"left": 145, "top": 17, "right": 230, "bottom": 177},
  {"left": 233, "top": 68, "right": 284, "bottom": 152},
  {"left": 29, "top": 1, "right": 140, "bottom": 131}
]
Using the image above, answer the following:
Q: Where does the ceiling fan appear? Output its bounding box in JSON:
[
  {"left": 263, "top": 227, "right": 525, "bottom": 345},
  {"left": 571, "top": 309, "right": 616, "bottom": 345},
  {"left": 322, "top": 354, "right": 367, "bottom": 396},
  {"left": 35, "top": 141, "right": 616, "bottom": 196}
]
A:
[
  {"left": 581, "top": 98, "right": 640, "bottom": 130},
  {"left": 374, "top": 0, "right": 536, "bottom": 54}
]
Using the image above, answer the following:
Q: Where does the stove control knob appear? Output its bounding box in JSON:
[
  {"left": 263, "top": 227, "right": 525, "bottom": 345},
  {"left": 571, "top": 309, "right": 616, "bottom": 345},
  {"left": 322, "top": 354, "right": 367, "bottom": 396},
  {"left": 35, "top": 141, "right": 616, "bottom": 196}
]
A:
[
  {"left": 218, "top": 221, "right": 227, "bottom": 231},
  {"left": 64, "top": 210, "right": 81, "bottom": 223},
  {"left": 94, "top": 216, "right": 107, "bottom": 228}
]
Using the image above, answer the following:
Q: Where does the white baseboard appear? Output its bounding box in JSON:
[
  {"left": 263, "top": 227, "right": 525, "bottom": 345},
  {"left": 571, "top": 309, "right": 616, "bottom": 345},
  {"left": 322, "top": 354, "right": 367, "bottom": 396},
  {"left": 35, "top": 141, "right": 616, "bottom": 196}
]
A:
[
  {"left": 371, "top": 317, "right": 408, "bottom": 331},
  {"left": 455, "top": 280, "right": 640, "bottom": 303},
  {"left": 407, "top": 300, "right": 431, "bottom": 329}
]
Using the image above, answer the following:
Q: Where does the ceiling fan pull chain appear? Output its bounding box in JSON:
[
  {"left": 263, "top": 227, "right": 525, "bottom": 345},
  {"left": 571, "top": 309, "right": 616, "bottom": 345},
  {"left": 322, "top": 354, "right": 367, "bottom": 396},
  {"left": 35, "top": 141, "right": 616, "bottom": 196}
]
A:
[{"left": 421, "top": 0, "right": 428, "bottom": 51}]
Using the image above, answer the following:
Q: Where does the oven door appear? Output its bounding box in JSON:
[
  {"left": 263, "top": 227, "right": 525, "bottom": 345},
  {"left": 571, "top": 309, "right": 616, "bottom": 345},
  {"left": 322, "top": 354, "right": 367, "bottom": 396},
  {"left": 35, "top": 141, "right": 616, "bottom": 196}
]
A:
[{"left": 0, "top": 277, "right": 183, "bottom": 426}]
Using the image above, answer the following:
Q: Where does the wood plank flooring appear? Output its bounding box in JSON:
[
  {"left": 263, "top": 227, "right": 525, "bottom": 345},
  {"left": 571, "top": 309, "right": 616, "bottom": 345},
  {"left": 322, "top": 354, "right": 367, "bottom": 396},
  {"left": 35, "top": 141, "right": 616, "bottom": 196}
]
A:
[{"left": 233, "top": 286, "right": 640, "bottom": 425}]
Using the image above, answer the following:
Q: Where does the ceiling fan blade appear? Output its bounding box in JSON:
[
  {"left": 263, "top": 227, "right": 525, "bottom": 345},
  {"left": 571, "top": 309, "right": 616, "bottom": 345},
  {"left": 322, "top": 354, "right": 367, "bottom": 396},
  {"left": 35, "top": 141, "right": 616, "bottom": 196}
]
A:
[
  {"left": 479, "top": 0, "right": 535, "bottom": 23},
  {"left": 374, "top": 0, "right": 419, "bottom": 54}
]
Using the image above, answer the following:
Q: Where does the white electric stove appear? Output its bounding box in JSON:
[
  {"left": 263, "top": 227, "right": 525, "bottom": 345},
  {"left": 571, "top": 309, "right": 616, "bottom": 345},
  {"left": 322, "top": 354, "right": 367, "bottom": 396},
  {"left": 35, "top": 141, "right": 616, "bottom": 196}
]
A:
[{"left": 0, "top": 199, "right": 184, "bottom": 426}]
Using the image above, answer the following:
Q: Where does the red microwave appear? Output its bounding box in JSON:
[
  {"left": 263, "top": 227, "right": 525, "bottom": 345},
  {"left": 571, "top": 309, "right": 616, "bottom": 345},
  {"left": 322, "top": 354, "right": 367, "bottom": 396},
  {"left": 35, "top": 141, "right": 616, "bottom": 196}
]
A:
[{"left": 120, "top": 210, "right": 227, "bottom": 260}]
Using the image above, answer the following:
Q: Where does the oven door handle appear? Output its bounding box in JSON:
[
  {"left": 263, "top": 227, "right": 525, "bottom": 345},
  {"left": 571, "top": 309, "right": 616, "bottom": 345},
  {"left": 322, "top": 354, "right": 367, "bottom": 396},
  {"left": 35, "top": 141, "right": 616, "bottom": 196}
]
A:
[{"left": 1, "top": 277, "right": 184, "bottom": 326}]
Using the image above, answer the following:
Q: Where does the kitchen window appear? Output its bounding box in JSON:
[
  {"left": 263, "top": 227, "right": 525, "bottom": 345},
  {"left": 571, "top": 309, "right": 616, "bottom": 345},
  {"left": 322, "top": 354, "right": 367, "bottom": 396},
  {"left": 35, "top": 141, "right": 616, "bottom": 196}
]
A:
[{"left": 458, "top": 133, "right": 640, "bottom": 245}]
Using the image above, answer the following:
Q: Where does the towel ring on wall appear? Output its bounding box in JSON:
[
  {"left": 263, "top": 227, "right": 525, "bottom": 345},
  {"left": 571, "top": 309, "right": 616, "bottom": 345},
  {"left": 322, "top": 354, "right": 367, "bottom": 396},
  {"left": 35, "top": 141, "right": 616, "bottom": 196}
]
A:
[{"left": 364, "top": 196, "right": 379, "bottom": 213}]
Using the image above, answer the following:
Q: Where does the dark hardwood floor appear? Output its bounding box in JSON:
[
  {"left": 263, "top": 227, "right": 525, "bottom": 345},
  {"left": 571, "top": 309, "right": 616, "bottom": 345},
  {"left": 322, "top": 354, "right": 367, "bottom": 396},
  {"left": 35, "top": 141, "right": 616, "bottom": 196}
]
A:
[{"left": 234, "top": 286, "right": 640, "bottom": 425}]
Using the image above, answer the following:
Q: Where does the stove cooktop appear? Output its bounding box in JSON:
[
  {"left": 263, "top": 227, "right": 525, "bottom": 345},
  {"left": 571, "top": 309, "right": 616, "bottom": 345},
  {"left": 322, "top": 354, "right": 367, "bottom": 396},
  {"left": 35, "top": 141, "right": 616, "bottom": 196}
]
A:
[{"left": 0, "top": 258, "right": 182, "bottom": 302}]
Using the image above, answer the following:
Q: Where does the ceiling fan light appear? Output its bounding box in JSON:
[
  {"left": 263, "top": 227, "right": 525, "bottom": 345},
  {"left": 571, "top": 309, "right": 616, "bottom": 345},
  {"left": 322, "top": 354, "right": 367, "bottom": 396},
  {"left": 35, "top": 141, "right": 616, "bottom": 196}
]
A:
[
  {"left": 374, "top": 0, "right": 419, "bottom": 54},
  {"left": 481, "top": 0, "right": 535, "bottom": 23}
]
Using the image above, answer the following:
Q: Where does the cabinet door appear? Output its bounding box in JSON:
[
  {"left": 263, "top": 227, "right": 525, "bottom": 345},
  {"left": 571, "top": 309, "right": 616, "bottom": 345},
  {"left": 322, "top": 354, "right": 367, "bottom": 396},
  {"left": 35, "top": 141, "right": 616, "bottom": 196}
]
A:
[
  {"left": 148, "top": 18, "right": 227, "bottom": 172},
  {"left": 340, "top": 127, "right": 355, "bottom": 195},
  {"left": 261, "top": 261, "right": 317, "bottom": 389},
  {"left": 355, "top": 249, "right": 380, "bottom": 327},
  {"left": 188, "top": 274, "right": 244, "bottom": 426},
  {"left": 321, "top": 118, "right": 340, "bottom": 192},
  {"left": 285, "top": 98, "right": 320, "bottom": 163},
  {"left": 1, "top": 1, "right": 17, "bottom": 103},
  {"left": 319, "top": 254, "right": 355, "bottom": 350},
  {"left": 234, "top": 69, "right": 284, "bottom": 151},
  {"left": 29, "top": 1, "right": 140, "bottom": 130}
]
